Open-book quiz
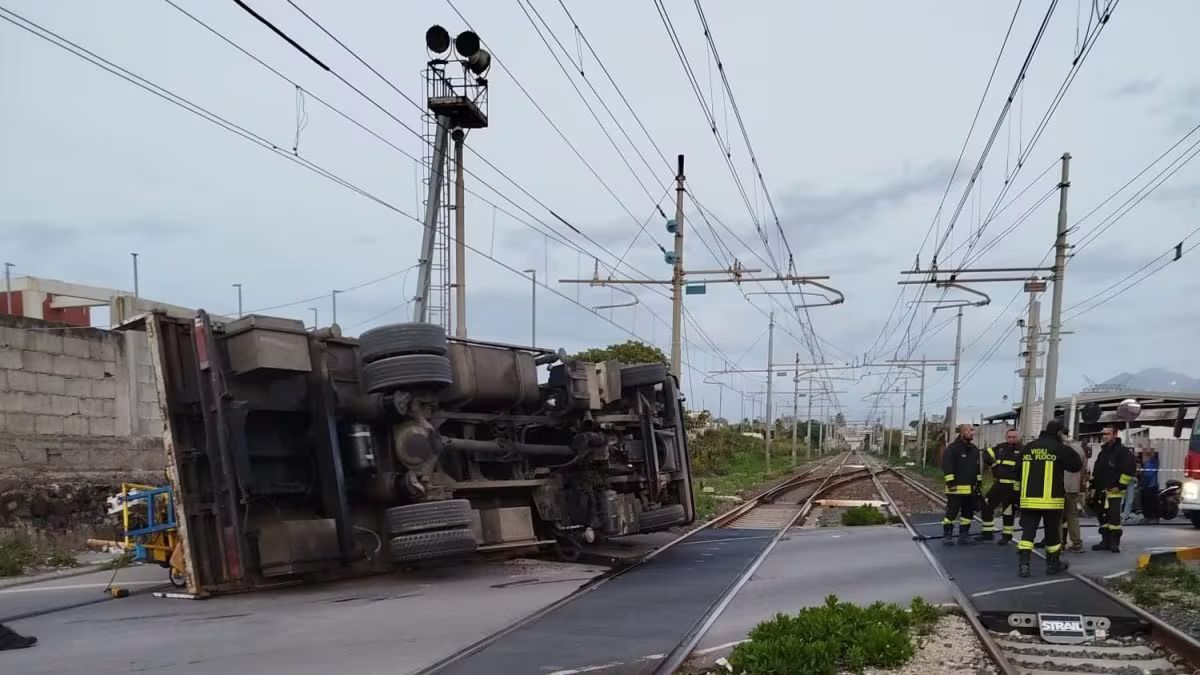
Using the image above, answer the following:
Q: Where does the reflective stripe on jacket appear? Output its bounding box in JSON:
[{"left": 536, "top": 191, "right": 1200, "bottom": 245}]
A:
[
  {"left": 987, "top": 442, "right": 1022, "bottom": 486},
  {"left": 1091, "top": 440, "right": 1137, "bottom": 498},
  {"left": 942, "top": 437, "right": 983, "bottom": 495},
  {"left": 1018, "top": 431, "right": 1084, "bottom": 510}
]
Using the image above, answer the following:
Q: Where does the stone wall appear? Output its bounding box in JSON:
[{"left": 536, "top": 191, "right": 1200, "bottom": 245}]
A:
[{"left": 0, "top": 315, "right": 164, "bottom": 475}]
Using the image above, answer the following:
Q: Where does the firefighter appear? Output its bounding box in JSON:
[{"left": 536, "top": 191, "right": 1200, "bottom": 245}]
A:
[
  {"left": 941, "top": 424, "right": 983, "bottom": 546},
  {"left": 979, "top": 427, "right": 1022, "bottom": 544},
  {"left": 1017, "top": 420, "right": 1083, "bottom": 577},
  {"left": 1090, "top": 426, "right": 1137, "bottom": 552}
]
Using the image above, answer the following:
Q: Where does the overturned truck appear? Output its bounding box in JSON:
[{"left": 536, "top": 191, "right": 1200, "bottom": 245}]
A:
[{"left": 139, "top": 312, "right": 694, "bottom": 594}]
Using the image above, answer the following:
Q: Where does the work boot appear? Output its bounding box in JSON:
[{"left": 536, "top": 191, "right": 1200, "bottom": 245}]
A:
[
  {"left": 1046, "top": 551, "right": 1070, "bottom": 575},
  {"left": 979, "top": 531, "right": 995, "bottom": 542},
  {"left": 997, "top": 533, "right": 1013, "bottom": 546},
  {"left": 1092, "top": 530, "right": 1111, "bottom": 551},
  {"left": 942, "top": 524, "right": 955, "bottom": 546},
  {"left": 1110, "top": 530, "right": 1122, "bottom": 553},
  {"left": 1018, "top": 550, "right": 1032, "bottom": 578},
  {"left": 1066, "top": 542, "right": 1084, "bottom": 553},
  {"left": 0, "top": 624, "right": 37, "bottom": 651},
  {"left": 957, "top": 526, "right": 976, "bottom": 545}
]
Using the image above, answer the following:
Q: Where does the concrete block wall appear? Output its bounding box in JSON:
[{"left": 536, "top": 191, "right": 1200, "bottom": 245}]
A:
[{"left": 0, "top": 314, "right": 163, "bottom": 474}]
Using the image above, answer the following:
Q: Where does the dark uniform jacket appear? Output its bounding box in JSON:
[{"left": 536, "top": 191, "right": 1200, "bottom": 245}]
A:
[
  {"left": 986, "top": 442, "right": 1022, "bottom": 487},
  {"left": 1018, "top": 430, "right": 1083, "bottom": 510},
  {"left": 1091, "top": 439, "right": 1137, "bottom": 498},
  {"left": 941, "top": 437, "right": 983, "bottom": 495}
]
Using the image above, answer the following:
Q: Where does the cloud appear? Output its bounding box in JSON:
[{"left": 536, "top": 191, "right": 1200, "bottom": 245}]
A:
[
  {"left": 1110, "top": 78, "right": 1161, "bottom": 98},
  {"left": 777, "top": 161, "right": 955, "bottom": 244}
]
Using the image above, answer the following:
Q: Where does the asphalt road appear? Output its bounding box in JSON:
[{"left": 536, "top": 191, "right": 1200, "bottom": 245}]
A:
[
  {"left": 0, "top": 562, "right": 168, "bottom": 623},
  {"left": 2, "top": 558, "right": 603, "bottom": 675}
]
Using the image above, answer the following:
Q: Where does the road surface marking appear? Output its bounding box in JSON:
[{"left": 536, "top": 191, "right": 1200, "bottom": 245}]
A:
[
  {"left": 0, "top": 580, "right": 162, "bottom": 595},
  {"left": 971, "top": 578, "right": 1072, "bottom": 598}
]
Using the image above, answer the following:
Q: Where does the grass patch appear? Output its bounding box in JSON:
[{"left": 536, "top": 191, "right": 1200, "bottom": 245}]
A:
[
  {"left": 841, "top": 505, "right": 887, "bottom": 526},
  {"left": 729, "top": 595, "right": 941, "bottom": 674},
  {"left": 1112, "top": 563, "right": 1200, "bottom": 608},
  {"left": 691, "top": 429, "right": 822, "bottom": 521},
  {"left": 0, "top": 534, "right": 79, "bottom": 577}
]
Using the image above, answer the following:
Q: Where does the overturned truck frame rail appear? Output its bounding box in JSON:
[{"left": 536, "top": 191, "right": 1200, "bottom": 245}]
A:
[{"left": 135, "top": 311, "right": 694, "bottom": 595}]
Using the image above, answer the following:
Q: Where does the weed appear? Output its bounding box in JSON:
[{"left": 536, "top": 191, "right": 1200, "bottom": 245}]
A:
[
  {"left": 841, "top": 505, "right": 887, "bottom": 526},
  {"left": 99, "top": 551, "right": 135, "bottom": 571},
  {"left": 44, "top": 549, "right": 79, "bottom": 569},
  {"left": 729, "top": 595, "right": 938, "bottom": 674},
  {"left": 0, "top": 536, "right": 35, "bottom": 577},
  {"left": 1113, "top": 563, "right": 1200, "bottom": 608},
  {"left": 690, "top": 429, "right": 812, "bottom": 520}
]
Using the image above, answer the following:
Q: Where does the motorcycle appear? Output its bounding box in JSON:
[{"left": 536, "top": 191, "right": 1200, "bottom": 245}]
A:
[{"left": 1158, "top": 479, "right": 1182, "bottom": 521}]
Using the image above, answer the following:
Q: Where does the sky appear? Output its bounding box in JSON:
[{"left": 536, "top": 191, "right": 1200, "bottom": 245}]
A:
[{"left": 2, "top": 0, "right": 1198, "bottom": 427}]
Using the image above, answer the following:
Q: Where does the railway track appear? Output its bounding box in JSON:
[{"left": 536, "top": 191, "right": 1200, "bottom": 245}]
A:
[
  {"left": 882, "top": 461, "right": 1200, "bottom": 675},
  {"left": 418, "top": 451, "right": 884, "bottom": 675}
]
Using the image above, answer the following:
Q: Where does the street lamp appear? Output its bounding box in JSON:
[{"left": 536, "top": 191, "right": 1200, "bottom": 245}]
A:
[
  {"left": 232, "top": 283, "right": 243, "bottom": 317},
  {"left": 522, "top": 269, "right": 536, "bottom": 347}
]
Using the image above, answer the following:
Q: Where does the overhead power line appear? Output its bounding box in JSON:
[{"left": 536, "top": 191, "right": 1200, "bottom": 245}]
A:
[{"left": 0, "top": 5, "right": 736, "bottom": 391}]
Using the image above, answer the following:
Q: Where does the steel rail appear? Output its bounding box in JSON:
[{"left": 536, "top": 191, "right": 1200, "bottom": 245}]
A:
[
  {"left": 867, "top": 460, "right": 1019, "bottom": 675},
  {"left": 652, "top": 452, "right": 863, "bottom": 674},
  {"left": 884, "top": 458, "right": 1200, "bottom": 672},
  {"left": 416, "top": 453, "right": 847, "bottom": 674}
]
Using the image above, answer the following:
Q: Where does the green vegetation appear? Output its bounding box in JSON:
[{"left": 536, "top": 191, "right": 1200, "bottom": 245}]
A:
[
  {"left": 841, "top": 505, "right": 887, "bottom": 526},
  {"left": 99, "top": 551, "right": 135, "bottom": 572},
  {"left": 1112, "top": 563, "right": 1200, "bottom": 607},
  {"left": 728, "top": 595, "right": 941, "bottom": 675},
  {"left": 690, "top": 428, "right": 818, "bottom": 520},
  {"left": 0, "top": 534, "right": 79, "bottom": 577},
  {"left": 573, "top": 340, "right": 667, "bottom": 365}
]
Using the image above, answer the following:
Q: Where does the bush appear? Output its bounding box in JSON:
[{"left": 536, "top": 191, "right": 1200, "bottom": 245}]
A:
[
  {"left": 728, "top": 595, "right": 939, "bottom": 674},
  {"left": 0, "top": 536, "right": 35, "bottom": 577},
  {"left": 841, "top": 505, "right": 887, "bottom": 526}
]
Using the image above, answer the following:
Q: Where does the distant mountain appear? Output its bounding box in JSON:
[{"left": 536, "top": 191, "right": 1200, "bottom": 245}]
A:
[{"left": 1097, "top": 368, "right": 1200, "bottom": 393}]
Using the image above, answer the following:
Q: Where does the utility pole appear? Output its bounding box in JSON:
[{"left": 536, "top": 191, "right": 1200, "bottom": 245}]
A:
[
  {"left": 806, "top": 378, "right": 813, "bottom": 460},
  {"left": 1019, "top": 278, "right": 1045, "bottom": 439},
  {"left": 131, "top": 252, "right": 139, "bottom": 298},
  {"left": 523, "top": 269, "right": 537, "bottom": 346},
  {"left": 1042, "top": 152, "right": 1071, "bottom": 426},
  {"left": 563, "top": 156, "right": 839, "bottom": 382},
  {"left": 951, "top": 307, "right": 963, "bottom": 428},
  {"left": 3, "top": 262, "right": 12, "bottom": 315},
  {"left": 308, "top": 307, "right": 318, "bottom": 330},
  {"left": 764, "top": 310, "right": 775, "bottom": 471},
  {"left": 917, "top": 357, "right": 927, "bottom": 467},
  {"left": 332, "top": 289, "right": 340, "bottom": 325},
  {"left": 791, "top": 352, "right": 799, "bottom": 465},
  {"left": 452, "top": 129, "right": 467, "bottom": 338},
  {"left": 233, "top": 283, "right": 243, "bottom": 318},
  {"left": 670, "top": 154, "right": 686, "bottom": 381}
]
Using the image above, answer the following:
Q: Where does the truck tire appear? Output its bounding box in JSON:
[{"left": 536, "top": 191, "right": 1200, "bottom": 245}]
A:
[
  {"left": 389, "top": 528, "right": 477, "bottom": 563},
  {"left": 638, "top": 504, "right": 686, "bottom": 532},
  {"left": 359, "top": 323, "right": 448, "bottom": 363},
  {"left": 385, "top": 500, "right": 473, "bottom": 535},
  {"left": 363, "top": 354, "right": 453, "bottom": 393},
  {"left": 621, "top": 364, "right": 667, "bottom": 389}
]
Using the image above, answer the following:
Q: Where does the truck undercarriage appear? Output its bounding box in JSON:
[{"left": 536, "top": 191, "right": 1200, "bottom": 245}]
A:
[{"left": 139, "top": 312, "right": 694, "bottom": 595}]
